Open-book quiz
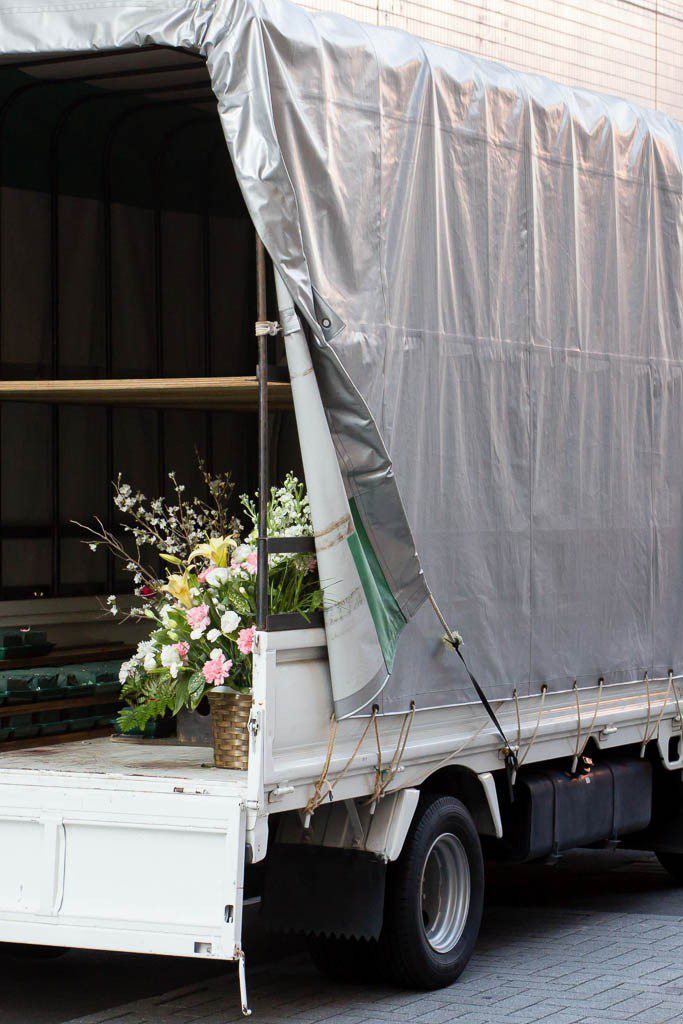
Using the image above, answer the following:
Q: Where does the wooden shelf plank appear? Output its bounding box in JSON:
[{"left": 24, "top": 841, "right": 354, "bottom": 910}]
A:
[
  {"left": 0, "top": 642, "right": 135, "bottom": 671},
  {"left": 0, "top": 692, "right": 121, "bottom": 719},
  {"left": 0, "top": 376, "right": 293, "bottom": 412}
]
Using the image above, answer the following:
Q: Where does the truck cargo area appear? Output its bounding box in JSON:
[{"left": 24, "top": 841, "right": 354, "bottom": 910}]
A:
[{"left": 0, "top": 735, "right": 240, "bottom": 789}]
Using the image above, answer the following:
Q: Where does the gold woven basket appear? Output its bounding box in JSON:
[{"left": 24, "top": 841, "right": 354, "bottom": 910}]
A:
[{"left": 208, "top": 689, "right": 252, "bottom": 770}]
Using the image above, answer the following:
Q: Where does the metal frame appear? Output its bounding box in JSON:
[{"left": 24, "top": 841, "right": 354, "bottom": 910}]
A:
[
  {"left": 0, "top": 44, "right": 201, "bottom": 74},
  {"left": 256, "top": 237, "right": 269, "bottom": 630}
]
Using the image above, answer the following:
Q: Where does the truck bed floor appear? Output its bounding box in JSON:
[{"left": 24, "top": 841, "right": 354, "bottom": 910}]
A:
[{"left": 0, "top": 737, "right": 247, "bottom": 796}]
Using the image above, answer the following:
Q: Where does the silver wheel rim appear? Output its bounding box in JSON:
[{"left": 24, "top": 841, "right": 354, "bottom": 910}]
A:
[{"left": 420, "top": 832, "right": 471, "bottom": 953}]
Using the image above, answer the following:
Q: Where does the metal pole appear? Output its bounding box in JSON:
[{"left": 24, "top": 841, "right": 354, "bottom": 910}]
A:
[{"left": 256, "top": 234, "right": 269, "bottom": 630}]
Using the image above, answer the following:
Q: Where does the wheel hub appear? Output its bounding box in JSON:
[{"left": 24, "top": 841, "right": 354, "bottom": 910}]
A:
[{"left": 420, "top": 832, "right": 471, "bottom": 953}]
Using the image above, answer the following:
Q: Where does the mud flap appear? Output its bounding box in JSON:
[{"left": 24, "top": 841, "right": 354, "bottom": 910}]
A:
[{"left": 262, "top": 843, "right": 386, "bottom": 939}]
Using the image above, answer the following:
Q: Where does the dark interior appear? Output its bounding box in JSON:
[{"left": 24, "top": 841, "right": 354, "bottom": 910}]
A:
[{"left": 0, "top": 46, "right": 289, "bottom": 602}]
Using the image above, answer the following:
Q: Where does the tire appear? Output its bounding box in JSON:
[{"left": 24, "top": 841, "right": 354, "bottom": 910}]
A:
[
  {"left": 378, "top": 794, "right": 484, "bottom": 989},
  {"left": 307, "top": 934, "right": 383, "bottom": 984},
  {"left": 656, "top": 851, "right": 683, "bottom": 883}
]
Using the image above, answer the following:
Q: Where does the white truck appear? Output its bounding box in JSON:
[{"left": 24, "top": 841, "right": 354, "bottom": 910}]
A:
[
  {"left": 0, "top": 0, "right": 683, "bottom": 1015},
  {"left": 0, "top": 628, "right": 679, "bottom": 1013}
]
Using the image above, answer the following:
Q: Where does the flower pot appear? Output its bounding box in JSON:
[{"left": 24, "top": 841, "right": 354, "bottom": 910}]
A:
[
  {"left": 176, "top": 703, "right": 213, "bottom": 746},
  {"left": 207, "top": 689, "right": 252, "bottom": 770}
]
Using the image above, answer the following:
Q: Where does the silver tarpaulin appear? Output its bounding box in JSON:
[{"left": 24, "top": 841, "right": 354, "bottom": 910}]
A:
[{"left": 1, "top": 0, "right": 682, "bottom": 713}]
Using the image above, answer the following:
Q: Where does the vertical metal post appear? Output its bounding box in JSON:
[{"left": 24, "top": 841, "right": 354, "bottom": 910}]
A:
[{"left": 256, "top": 234, "right": 269, "bottom": 631}]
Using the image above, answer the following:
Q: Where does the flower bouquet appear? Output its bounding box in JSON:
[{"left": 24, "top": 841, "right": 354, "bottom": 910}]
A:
[{"left": 80, "top": 463, "right": 322, "bottom": 763}]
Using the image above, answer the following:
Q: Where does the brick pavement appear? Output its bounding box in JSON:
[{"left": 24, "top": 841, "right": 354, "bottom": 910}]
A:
[{"left": 63, "top": 896, "right": 683, "bottom": 1024}]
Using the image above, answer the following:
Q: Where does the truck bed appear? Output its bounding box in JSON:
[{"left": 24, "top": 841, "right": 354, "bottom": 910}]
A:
[{"left": 0, "top": 737, "right": 247, "bottom": 796}]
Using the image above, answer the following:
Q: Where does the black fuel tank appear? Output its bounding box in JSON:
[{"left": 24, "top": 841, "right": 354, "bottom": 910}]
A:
[{"left": 497, "top": 757, "right": 652, "bottom": 861}]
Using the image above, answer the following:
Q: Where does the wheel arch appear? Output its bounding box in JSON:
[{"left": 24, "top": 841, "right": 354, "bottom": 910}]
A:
[{"left": 419, "top": 766, "right": 503, "bottom": 838}]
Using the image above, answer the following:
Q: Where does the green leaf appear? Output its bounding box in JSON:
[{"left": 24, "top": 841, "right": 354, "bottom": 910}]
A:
[
  {"left": 188, "top": 670, "right": 206, "bottom": 709},
  {"left": 173, "top": 675, "right": 190, "bottom": 715}
]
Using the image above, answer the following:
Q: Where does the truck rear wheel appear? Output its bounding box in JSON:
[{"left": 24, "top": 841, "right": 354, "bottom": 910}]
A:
[{"left": 379, "top": 794, "right": 484, "bottom": 989}]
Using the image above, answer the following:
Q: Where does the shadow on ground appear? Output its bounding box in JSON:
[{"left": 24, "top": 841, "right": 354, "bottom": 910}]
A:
[{"left": 0, "top": 850, "right": 680, "bottom": 1024}]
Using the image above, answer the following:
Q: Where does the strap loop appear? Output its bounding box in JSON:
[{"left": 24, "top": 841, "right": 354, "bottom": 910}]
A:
[
  {"left": 255, "top": 320, "right": 281, "bottom": 337},
  {"left": 641, "top": 670, "right": 672, "bottom": 757},
  {"left": 432, "top": 598, "right": 518, "bottom": 799}
]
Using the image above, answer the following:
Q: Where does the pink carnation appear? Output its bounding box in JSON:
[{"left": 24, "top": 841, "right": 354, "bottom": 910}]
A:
[
  {"left": 175, "top": 641, "right": 190, "bottom": 661},
  {"left": 186, "top": 604, "right": 210, "bottom": 632},
  {"left": 237, "top": 626, "right": 256, "bottom": 655},
  {"left": 202, "top": 651, "right": 233, "bottom": 686},
  {"left": 244, "top": 550, "right": 258, "bottom": 575},
  {"left": 197, "top": 566, "right": 211, "bottom": 585}
]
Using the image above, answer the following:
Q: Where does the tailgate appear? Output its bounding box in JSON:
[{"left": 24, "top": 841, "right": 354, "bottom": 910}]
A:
[{"left": 0, "top": 770, "right": 247, "bottom": 960}]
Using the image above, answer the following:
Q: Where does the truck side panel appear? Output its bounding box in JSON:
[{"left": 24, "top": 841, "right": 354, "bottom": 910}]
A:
[{"left": 0, "top": 776, "right": 246, "bottom": 959}]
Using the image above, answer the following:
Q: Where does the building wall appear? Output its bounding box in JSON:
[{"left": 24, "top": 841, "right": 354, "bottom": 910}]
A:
[{"left": 298, "top": 0, "right": 683, "bottom": 121}]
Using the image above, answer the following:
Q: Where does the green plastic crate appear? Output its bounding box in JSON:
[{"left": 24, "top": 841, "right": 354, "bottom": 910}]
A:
[{"left": 6, "top": 678, "right": 38, "bottom": 704}]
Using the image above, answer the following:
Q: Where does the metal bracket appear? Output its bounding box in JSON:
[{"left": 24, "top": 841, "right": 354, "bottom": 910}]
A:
[
  {"left": 344, "top": 799, "right": 365, "bottom": 849},
  {"left": 237, "top": 947, "right": 252, "bottom": 1016},
  {"left": 268, "top": 784, "right": 294, "bottom": 803}
]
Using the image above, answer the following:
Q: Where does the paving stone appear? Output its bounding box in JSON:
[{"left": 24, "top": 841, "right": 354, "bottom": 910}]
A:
[
  {"left": 61, "top": 855, "right": 683, "bottom": 1024},
  {"left": 528, "top": 1009, "right": 587, "bottom": 1024}
]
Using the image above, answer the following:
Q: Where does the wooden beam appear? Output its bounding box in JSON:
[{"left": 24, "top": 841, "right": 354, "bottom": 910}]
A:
[
  {"left": 0, "top": 642, "right": 135, "bottom": 671},
  {"left": 0, "top": 376, "right": 293, "bottom": 412},
  {"left": 0, "top": 727, "right": 113, "bottom": 752},
  {"left": 0, "top": 693, "right": 121, "bottom": 719}
]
